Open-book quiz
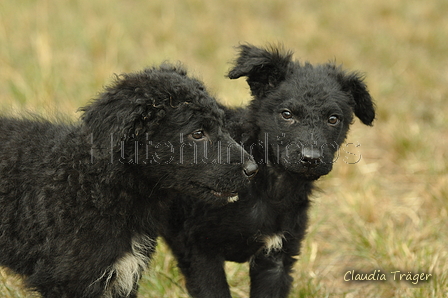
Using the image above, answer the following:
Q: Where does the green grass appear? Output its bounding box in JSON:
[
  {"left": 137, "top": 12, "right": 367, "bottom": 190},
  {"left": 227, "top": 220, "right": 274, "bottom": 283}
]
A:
[{"left": 1, "top": 0, "right": 447, "bottom": 297}]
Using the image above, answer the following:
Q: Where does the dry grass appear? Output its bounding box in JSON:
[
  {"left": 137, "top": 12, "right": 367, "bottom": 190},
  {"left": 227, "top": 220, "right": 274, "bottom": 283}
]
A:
[{"left": 1, "top": 0, "right": 447, "bottom": 297}]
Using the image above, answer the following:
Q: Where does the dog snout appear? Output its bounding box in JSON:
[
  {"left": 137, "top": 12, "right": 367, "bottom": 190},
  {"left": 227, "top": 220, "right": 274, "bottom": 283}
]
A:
[
  {"left": 243, "top": 159, "right": 258, "bottom": 178},
  {"left": 300, "top": 147, "right": 322, "bottom": 167}
]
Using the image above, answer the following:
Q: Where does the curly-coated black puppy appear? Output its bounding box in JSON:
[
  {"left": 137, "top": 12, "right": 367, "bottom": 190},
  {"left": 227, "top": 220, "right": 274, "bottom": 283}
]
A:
[
  {"left": 160, "top": 45, "right": 375, "bottom": 298},
  {"left": 0, "top": 63, "right": 258, "bottom": 298}
]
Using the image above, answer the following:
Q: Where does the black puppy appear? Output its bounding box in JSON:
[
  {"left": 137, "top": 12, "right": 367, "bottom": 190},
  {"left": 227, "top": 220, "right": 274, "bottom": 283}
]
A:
[
  {"left": 160, "top": 45, "right": 375, "bottom": 298},
  {"left": 0, "top": 63, "right": 257, "bottom": 298}
]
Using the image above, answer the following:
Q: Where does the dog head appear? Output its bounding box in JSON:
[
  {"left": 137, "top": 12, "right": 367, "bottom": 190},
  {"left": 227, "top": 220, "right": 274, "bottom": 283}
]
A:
[
  {"left": 228, "top": 44, "right": 375, "bottom": 180},
  {"left": 80, "top": 63, "right": 257, "bottom": 202}
]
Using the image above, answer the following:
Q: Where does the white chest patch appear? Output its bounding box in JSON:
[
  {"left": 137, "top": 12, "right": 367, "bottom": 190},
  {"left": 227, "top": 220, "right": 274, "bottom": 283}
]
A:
[
  {"left": 97, "top": 234, "right": 155, "bottom": 297},
  {"left": 262, "top": 233, "right": 285, "bottom": 254}
]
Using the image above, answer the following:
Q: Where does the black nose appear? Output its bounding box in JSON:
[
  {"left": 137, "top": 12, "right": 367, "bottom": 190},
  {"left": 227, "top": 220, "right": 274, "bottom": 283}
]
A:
[
  {"left": 243, "top": 160, "right": 259, "bottom": 178},
  {"left": 301, "top": 147, "right": 322, "bottom": 167}
]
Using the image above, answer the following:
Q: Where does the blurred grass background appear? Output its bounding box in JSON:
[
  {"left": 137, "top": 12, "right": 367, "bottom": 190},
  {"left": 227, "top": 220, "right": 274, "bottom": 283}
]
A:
[{"left": 0, "top": 0, "right": 447, "bottom": 297}]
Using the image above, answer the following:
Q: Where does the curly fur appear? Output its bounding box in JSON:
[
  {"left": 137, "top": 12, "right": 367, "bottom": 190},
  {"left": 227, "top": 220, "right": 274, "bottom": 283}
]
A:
[
  {"left": 0, "top": 63, "right": 257, "bottom": 298},
  {"left": 160, "top": 45, "right": 376, "bottom": 298}
]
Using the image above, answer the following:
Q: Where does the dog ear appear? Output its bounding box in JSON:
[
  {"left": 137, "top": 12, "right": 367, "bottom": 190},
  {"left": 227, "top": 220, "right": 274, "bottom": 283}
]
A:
[
  {"left": 79, "top": 75, "right": 164, "bottom": 159},
  {"left": 227, "top": 44, "right": 293, "bottom": 98},
  {"left": 335, "top": 70, "right": 375, "bottom": 126}
]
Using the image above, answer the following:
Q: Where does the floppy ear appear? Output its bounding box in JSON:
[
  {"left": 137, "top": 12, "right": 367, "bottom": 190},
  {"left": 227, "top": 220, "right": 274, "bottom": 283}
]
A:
[
  {"left": 80, "top": 93, "right": 159, "bottom": 141},
  {"left": 79, "top": 76, "right": 165, "bottom": 159},
  {"left": 227, "top": 44, "right": 293, "bottom": 98},
  {"left": 335, "top": 70, "right": 375, "bottom": 126}
]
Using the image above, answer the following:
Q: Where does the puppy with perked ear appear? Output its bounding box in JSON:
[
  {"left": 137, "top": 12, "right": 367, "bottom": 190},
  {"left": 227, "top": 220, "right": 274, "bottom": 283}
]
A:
[{"left": 160, "top": 44, "right": 375, "bottom": 298}]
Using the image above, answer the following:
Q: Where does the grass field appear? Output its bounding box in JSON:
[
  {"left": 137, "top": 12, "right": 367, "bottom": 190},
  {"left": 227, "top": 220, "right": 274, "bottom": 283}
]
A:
[{"left": 1, "top": 0, "right": 447, "bottom": 297}]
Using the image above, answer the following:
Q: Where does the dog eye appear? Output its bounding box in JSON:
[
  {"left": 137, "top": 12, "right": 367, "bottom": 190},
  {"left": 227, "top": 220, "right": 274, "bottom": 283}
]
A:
[
  {"left": 328, "top": 115, "right": 340, "bottom": 126},
  {"left": 191, "top": 130, "right": 205, "bottom": 140},
  {"left": 281, "top": 110, "right": 293, "bottom": 120}
]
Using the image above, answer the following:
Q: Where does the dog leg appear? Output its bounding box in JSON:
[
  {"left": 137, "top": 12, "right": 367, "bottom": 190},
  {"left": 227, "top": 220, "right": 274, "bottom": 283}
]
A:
[
  {"left": 249, "top": 251, "right": 296, "bottom": 298},
  {"left": 177, "top": 251, "right": 231, "bottom": 298}
]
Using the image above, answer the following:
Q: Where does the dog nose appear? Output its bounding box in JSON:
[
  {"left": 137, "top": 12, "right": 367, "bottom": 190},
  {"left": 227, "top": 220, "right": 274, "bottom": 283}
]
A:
[
  {"left": 301, "top": 147, "right": 322, "bottom": 166},
  {"left": 243, "top": 160, "right": 259, "bottom": 178}
]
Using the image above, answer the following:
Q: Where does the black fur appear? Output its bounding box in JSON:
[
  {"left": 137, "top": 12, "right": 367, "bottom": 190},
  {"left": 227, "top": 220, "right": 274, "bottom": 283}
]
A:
[
  {"left": 0, "top": 63, "right": 257, "bottom": 298},
  {"left": 160, "top": 45, "right": 375, "bottom": 298}
]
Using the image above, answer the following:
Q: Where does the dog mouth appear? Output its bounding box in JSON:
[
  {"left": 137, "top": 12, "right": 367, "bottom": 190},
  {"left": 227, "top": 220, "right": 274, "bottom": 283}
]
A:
[
  {"left": 211, "top": 190, "right": 239, "bottom": 202},
  {"left": 189, "top": 182, "right": 240, "bottom": 203},
  {"left": 297, "top": 165, "right": 332, "bottom": 180},
  {"left": 274, "top": 160, "right": 329, "bottom": 181}
]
